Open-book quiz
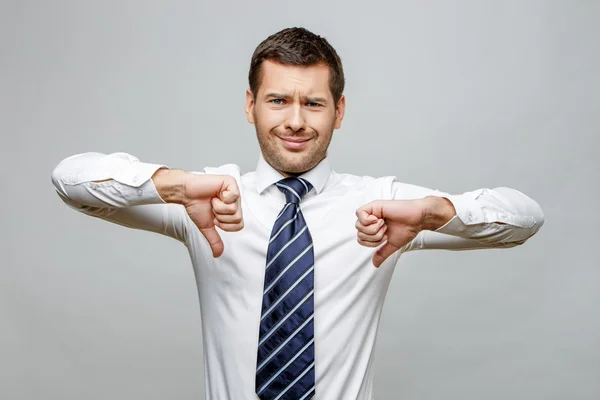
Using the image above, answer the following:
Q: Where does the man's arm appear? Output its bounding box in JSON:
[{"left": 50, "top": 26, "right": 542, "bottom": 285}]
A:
[
  {"left": 52, "top": 152, "right": 243, "bottom": 254},
  {"left": 355, "top": 183, "right": 544, "bottom": 267},
  {"left": 51, "top": 152, "right": 191, "bottom": 242},
  {"left": 398, "top": 184, "right": 544, "bottom": 252}
]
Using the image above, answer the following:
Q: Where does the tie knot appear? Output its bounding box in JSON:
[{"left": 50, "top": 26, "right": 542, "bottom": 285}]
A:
[{"left": 275, "top": 177, "right": 313, "bottom": 203}]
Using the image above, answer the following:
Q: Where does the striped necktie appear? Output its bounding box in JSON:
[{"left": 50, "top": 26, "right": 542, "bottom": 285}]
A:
[{"left": 255, "top": 177, "right": 315, "bottom": 400}]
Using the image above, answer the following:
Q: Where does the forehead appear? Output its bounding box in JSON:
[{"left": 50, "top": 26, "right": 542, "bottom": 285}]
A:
[{"left": 258, "top": 60, "right": 331, "bottom": 98}]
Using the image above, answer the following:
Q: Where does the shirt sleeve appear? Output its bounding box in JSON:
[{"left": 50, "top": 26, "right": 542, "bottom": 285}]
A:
[
  {"left": 51, "top": 152, "right": 192, "bottom": 243},
  {"left": 391, "top": 181, "right": 545, "bottom": 252}
]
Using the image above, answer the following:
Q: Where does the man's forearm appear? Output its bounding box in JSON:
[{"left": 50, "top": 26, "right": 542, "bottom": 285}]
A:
[
  {"left": 152, "top": 168, "right": 189, "bottom": 204},
  {"left": 421, "top": 196, "right": 457, "bottom": 231}
]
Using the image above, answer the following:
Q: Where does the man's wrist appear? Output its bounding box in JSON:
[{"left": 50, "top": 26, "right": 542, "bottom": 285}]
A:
[
  {"left": 152, "top": 168, "right": 189, "bottom": 204},
  {"left": 421, "top": 196, "right": 457, "bottom": 231}
]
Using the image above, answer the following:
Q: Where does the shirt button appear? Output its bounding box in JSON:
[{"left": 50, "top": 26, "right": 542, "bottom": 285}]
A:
[
  {"left": 131, "top": 176, "right": 138, "bottom": 184},
  {"left": 137, "top": 189, "right": 143, "bottom": 196},
  {"left": 468, "top": 214, "right": 473, "bottom": 222}
]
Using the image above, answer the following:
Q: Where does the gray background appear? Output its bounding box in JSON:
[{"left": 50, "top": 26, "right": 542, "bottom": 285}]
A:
[{"left": 1, "top": 0, "right": 598, "bottom": 399}]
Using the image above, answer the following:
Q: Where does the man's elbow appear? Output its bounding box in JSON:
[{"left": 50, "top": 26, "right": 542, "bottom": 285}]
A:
[
  {"left": 51, "top": 158, "right": 72, "bottom": 199},
  {"left": 518, "top": 194, "right": 545, "bottom": 244},
  {"left": 51, "top": 163, "right": 64, "bottom": 195},
  {"left": 528, "top": 202, "right": 545, "bottom": 239},
  {"left": 503, "top": 212, "right": 545, "bottom": 248}
]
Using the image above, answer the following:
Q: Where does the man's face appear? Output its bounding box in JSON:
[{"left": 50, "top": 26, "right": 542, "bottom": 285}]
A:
[{"left": 245, "top": 60, "right": 345, "bottom": 176}]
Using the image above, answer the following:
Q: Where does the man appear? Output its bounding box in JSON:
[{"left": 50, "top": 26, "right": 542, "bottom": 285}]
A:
[{"left": 51, "top": 27, "right": 544, "bottom": 400}]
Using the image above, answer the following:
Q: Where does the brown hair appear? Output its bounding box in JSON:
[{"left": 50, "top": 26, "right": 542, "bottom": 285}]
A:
[{"left": 248, "top": 27, "right": 345, "bottom": 104}]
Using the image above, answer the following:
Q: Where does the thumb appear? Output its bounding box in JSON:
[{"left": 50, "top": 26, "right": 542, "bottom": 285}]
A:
[
  {"left": 199, "top": 226, "right": 224, "bottom": 258},
  {"left": 372, "top": 242, "right": 400, "bottom": 268}
]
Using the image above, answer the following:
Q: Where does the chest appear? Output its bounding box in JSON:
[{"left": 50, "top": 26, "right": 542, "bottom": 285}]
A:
[{"left": 193, "top": 188, "right": 389, "bottom": 298}]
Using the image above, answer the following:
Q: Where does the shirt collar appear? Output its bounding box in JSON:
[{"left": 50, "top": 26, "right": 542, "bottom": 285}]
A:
[{"left": 255, "top": 153, "right": 331, "bottom": 195}]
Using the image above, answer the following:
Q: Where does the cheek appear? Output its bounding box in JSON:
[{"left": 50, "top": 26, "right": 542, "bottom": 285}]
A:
[
  {"left": 307, "top": 112, "right": 336, "bottom": 133},
  {"left": 256, "top": 108, "right": 283, "bottom": 129}
]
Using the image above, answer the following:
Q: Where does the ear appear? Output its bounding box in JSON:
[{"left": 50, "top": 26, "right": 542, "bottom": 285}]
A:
[
  {"left": 245, "top": 89, "right": 255, "bottom": 125},
  {"left": 333, "top": 95, "right": 346, "bottom": 129}
]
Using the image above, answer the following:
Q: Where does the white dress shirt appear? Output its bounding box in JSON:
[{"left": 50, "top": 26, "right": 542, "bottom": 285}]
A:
[{"left": 51, "top": 152, "right": 544, "bottom": 400}]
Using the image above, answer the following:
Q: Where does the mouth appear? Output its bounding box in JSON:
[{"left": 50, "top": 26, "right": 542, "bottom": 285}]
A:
[{"left": 278, "top": 136, "right": 312, "bottom": 150}]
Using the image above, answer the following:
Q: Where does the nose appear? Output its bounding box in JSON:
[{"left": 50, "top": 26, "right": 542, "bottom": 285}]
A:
[{"left": 284, "top": 104, "right": 306, "bottom": 132}]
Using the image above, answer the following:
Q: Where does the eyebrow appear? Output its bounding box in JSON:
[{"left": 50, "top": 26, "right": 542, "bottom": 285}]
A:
[{"left": 264, "top": 92, "right": 329, "bottom": 104}]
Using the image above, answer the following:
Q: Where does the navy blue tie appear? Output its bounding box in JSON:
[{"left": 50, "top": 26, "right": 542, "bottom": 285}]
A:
[{"left": 256, "top": 177, "right": 315, "bottom": 400}]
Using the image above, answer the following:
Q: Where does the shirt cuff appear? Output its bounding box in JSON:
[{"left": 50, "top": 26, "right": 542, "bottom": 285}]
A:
[
  {"left": 434, "top": 193, "right": 486, "bottom": 236},
  {"left": 107, "top": 159, "right": 168, "bottom": 205},
  {"left": 117, "top": 175, "right": 167, "bottom": 206},
  {"left": 111, "top": 162, "right": 167, "bottom": 188}
]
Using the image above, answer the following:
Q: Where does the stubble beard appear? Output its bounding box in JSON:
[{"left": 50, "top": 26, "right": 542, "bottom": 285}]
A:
[{"left": 254, "top": 122, "right": 333, "bottom": 176}]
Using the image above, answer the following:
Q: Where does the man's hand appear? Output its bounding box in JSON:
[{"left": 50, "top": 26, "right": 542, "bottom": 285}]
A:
[
  {"left": 355, "top": 196, "right": 455, "bottom": 267},
  {"left": 153, "top": 169, "right": 244, "bottom": 258}
]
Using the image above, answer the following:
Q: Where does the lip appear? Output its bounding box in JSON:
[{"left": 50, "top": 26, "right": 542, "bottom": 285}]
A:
[{"left": 278, "top": 136, "right": 311, "bottom": 150}]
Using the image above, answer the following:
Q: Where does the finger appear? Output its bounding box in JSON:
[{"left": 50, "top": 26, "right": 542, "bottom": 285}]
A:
[
  {"left": 372, "top": 242, "right": 400, "bottom": 268},
  {"left": 220, "top": 181, "right": 240, "bottom": 204},
  {"left": 357, "top": 235, "right": 388, "bottom": 248},
  {"left": 357, "top": 225, "right": 387, "bottom": 242},
  {"left": 211, "top": 197, "right": 238, "bottom": 215},
  {"left": 214, "top": 210, "right": 243, "bottom": 224},
  {"left": 355, "top": 218, "right": 385, "bottom": 235},
  {"left": 198, "top": 226, "right": 224, "bottom": 258},
  {"left": 355, "top": 208, "right": 378, "bottom": 226},
  {"left": 214, "top": 219, "right": 244, "bottom": 232}
]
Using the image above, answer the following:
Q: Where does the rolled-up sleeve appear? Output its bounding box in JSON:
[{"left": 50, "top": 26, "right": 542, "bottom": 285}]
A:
[
  {"left": 392, "top": 181, "right": 544, "bottom": 252},
  {"left": 51, "top": 152, "right": 190, "bottom": 242},
  {"left": 51, "top": 152, "right": 167, "bottom": 207}
]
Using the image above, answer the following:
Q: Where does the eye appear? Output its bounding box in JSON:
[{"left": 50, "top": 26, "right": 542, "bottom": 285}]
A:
[
  {"left": 269, "top": 99, "right": 285, "bottom": 105},
  {"left": 306, "top": 102, "right": 321, "bottom": 107}
]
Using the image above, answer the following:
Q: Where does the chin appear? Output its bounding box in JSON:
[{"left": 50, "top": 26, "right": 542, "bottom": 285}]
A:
[
  {"left": 261, "top": 140, "right": 324, "bottom": 174},
  {"left": 280, "top": 156, "right": 320, "bottom": 175}
]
